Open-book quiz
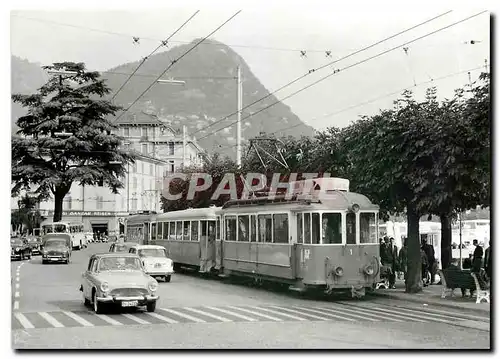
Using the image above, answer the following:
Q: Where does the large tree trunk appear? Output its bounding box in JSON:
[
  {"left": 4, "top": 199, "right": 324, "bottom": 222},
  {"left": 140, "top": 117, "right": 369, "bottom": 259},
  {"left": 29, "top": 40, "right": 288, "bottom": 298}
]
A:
[
  {"left": 440, "top": 213, "right": 453, "bottom": 270},
  {"left": 405, "top": 202, "right": 422, "bottom": 293},
  {"left": 53, "top": 193, "right": 64, "bottom": 222}
]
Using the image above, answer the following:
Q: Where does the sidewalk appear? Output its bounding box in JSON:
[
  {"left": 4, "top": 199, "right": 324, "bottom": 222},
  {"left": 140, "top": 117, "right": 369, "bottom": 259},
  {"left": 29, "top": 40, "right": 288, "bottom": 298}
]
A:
[{"left": 370, "top": 278, "right": 491, "bottom": 314}]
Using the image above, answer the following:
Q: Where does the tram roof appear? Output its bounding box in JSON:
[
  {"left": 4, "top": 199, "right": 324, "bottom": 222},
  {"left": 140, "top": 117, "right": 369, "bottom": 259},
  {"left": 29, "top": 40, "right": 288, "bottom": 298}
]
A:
[
  {"left": 220, "top": 190, "right": 378, "bottom": 212},
  {"left": 156, "top": 207, "right": 221, "bottom": 221},
  {"left": 126, "top": 213, "right": 157, "bottom": 224}
]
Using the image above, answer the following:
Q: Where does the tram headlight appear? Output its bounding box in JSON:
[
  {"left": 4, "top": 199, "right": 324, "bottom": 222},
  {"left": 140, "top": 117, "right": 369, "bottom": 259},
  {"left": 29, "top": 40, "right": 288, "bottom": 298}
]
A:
[
  {"left": 350, "top": 204, "right": 360, "bottom": 213},
  {"left": 334, "top": 266, "right": 344, "bottom": 277},
  {"left": 364, "top": 265, "right": 374, "bottom": 276}
]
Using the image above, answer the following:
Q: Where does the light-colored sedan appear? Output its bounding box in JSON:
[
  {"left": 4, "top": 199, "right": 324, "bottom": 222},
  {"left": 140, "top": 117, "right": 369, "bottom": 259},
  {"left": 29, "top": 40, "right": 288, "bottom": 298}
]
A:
[
  {"left": 79, "top": 253, "right": 159, "bottom": 313},
  {"left": 129, "top": 245, "right": 174, "bottom": 282}
]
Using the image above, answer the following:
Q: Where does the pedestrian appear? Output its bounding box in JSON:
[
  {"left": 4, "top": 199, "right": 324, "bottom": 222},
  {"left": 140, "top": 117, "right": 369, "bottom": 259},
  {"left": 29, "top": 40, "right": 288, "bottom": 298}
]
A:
[
  {"left": 472, "top": 239, "right": 484, "bottom": 273},
  {"left": 484, "top": 241, "right": 491, "bottom": 280},
  {"left": 421, "top": 239, "right": 435, "bottom": 284},
  {"left": 398, "top": 237, "right": 408, "bottom": 281},
  {"left": 387, "top": 237, "right": 398, "bottom": 288},
  {"left": 420, "top": 247, "right": 429, "bottom": 287}
]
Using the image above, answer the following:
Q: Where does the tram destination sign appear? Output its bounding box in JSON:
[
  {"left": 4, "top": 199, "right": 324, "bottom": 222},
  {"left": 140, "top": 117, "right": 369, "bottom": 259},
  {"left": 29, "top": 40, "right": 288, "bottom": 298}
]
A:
[{"left": 40, "top": 210, "right": 129, "bottom": 217}]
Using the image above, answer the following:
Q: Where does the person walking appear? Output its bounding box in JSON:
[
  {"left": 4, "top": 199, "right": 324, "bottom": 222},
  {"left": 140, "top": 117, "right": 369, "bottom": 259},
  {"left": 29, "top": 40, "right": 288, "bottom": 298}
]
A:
[
  {"left": 420, "top": 247, "right": 429, "bottom": 287},
  {"left": 398, "top": 237, "right": 408, "bottom": 281},
  {"left": 421, "top": 239, "right": 435, "bottom": 284},
  {"left": 472, "top": 239, "right": 484, "bottom": 273},
  {"left": 484, "top": 241, "right": 491, "bottom": 280},
  {"left": 387, "top": 237, "right": 398, "bottom": 288}
]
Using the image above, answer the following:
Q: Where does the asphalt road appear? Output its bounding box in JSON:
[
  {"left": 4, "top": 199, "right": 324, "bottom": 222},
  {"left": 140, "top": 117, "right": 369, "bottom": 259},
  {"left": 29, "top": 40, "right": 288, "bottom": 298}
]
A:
[{"left": 11, "top": 243, "right": 491, "bottom": 349}]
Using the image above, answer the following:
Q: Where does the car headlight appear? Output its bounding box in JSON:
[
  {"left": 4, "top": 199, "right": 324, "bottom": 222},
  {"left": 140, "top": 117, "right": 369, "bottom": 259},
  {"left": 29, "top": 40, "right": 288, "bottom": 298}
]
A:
[
  {"left": 15, "top": 248, "right": 19, "bottom": 252},
  {"left": 148, "top": 281, "right": 158, "bottom": 292},
  {"left": 364, "top": 265, "right": 374, "bottom": 276},
  {"left": 100, "top": 282, "right": 109, "bottom": 292},
  {"left": 334, "top": 266, "right": 344, "bottom": 276}
]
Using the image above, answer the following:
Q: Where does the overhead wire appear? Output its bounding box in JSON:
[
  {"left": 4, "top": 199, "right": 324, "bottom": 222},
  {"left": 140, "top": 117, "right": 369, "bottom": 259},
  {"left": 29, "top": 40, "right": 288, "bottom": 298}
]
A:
[
  {"left": 196, "top": 10, "right": 487, "bottom": 144},
  {"left": 189, "top": 10, "right": 453, "bottom": 138},
  {"left": 111, "top": 10, "right": 200, "bottom": 101},
  {"left": 112, "top": 10, "right": 242, "bottom": 124}
]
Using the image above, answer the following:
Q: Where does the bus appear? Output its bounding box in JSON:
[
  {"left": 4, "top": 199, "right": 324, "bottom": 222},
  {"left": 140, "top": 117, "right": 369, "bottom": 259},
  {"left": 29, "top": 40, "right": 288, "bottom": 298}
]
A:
[{"left": 41, "top": 222, "right": 87, "bottom": 250}]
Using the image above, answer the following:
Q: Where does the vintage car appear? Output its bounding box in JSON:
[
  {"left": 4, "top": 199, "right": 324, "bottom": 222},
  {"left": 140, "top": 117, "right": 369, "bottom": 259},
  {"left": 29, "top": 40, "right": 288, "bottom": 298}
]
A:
[
  {"left": 11, "top": 237, "right": 32, "bottom": 260},
  {"left": 26, "top": 236, "right": 42, "bottom": 255},
  {"left": 79, "top": 253, "right": 159, "bottom": 313},
  {"left": 109, "top": 242, "right": 136, "bottom": 253},
  {"left": 41, "top": 234, "right": 72, "bottom": 264},
  {"left": 129, "top": 245, "right": 174, "bottom": 282}
]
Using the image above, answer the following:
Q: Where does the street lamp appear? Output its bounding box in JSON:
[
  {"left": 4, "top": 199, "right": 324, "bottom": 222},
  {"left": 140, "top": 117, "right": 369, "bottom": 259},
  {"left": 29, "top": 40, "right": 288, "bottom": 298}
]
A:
[{"left": 156, "top": 79, "right": 186, "bottom": 85}]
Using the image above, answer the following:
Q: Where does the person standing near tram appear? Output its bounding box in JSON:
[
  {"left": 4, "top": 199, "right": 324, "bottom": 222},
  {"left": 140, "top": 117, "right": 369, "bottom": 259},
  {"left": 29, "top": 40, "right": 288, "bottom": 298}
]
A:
[{"left": 398, "top": 237, "right": 408, "bottom": 281}]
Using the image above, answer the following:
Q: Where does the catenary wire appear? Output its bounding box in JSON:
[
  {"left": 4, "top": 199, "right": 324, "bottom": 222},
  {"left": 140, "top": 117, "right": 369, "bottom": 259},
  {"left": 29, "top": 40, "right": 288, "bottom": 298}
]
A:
[
  {"left": 189, "top": 10, "right": 453, "bottom": 137},
  {"left": 112, "top": 10, "right": 242, "bottom": 124},
  {"left": 111, "top": 10, "right": 200, "bottom": 100},
  {"left": 196, "top": 10, "right": 487, "bottom": 143}
]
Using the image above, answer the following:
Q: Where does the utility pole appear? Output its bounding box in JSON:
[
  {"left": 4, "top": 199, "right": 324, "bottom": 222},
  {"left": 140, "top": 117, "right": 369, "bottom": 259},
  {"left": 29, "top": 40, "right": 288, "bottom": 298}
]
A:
[
  {"left": 236, "top": 66, "right": 242, "bottom": 167},
  {"left": 182, "top": 125, "right": 187, "bottom": 166},
  {"left": 484, "top": 59, "right": 488, "bottom": 73}
]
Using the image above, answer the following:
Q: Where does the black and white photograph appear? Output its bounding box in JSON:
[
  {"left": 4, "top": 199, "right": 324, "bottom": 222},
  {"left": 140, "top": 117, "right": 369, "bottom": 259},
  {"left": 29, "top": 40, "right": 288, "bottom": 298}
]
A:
[{"left": 5, "top": 0, "right": 492, "bottom": 350}]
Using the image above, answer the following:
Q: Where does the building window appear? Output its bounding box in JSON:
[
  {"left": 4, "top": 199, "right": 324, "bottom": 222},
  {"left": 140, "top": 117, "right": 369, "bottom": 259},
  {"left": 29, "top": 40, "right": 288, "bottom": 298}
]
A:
[
  {"left": 66, "top": 196, "right": 72, "bottom": 210},
  {"left": 96, "top": 196, "right": 103, "bottom": 210},
  {"left": 133, "top": 177, "right": 137, "bottom": 190},
  {"left": 150, "top": 163, "right": 154, "bottom": 176},
  {"left": 141, "top": 162, "right": 145, "bottom": 174},
  {"left": 169, "top": 142, "right": 175, "bottom": 155},
  {"left": 132, "top": 161, "right": 137, "bottom": 173},
  {"left": 141, "top": 178, "right": 144, "bottom": 190},
  {"left": 142, "top": 127, "right": 148, "bottom": 137},
  {"left": 131, "top": 198, "right": 137, "bottom": 211},
  {"left": 169, "top": 160, "right": 175, "bottom": 173},
  {"left": 151, "top": 143, "right": 156, "bottom": 156},
  {"left": 142, "top": 144, "right": 148, "bottom": 155},
  {"left": 123, "top": 127, "right": 130, "bottom": 137}
]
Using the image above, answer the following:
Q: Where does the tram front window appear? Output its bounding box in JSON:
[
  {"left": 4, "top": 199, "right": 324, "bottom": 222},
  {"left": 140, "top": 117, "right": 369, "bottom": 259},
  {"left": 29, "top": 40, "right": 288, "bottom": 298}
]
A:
[
  {"left": 360, "top": 212, "right": 377, "bottom": 244},
  {"left": 322, "top": 213, "right": 342, "bottom": 244},
  {"left": 311, "top": 213, "right": 320, "bottom": 244},
  {"left": 346, "top": 212, "right": 356, "bottom": 244}
]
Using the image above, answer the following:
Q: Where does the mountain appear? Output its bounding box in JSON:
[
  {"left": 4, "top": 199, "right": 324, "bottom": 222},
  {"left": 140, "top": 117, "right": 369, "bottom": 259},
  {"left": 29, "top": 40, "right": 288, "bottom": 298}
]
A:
[{"left": 11, "top": 39, "right": 315, "bottom": 157}]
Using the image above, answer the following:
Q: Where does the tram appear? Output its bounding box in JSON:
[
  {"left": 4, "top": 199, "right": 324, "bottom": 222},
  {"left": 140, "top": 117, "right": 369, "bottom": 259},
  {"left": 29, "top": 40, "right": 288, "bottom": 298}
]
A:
[
  {"left": 125, "top": 211, "right": 158, "bottom": 244},
  {"left": 138, "top": 177, "right": 380, "bottom": 297}
]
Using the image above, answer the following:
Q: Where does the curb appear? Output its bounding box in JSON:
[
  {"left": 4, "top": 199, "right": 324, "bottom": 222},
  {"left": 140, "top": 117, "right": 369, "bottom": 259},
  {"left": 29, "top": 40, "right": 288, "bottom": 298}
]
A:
[{"left": 369, "top": 291, "right": 491, "bottom": 314}]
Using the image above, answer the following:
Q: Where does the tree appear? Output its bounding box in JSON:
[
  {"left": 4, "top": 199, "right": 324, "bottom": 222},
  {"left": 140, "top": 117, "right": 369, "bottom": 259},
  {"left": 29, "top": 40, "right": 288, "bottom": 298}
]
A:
[
  {"left": 12, "top": 62, "right": 135, "bottom": 222},
  {"left": 11, "top": 194, "right": 44, "bottom": 234}
]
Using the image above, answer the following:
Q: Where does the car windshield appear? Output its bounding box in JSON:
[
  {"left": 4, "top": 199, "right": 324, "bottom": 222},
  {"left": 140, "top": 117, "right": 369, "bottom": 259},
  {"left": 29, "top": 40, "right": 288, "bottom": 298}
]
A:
[
  {"left": 11, "top": 239, "right": 23, "bottom": 246},
  {"left": 113, "top": 244, "right": 130, "bottom": 252},
  {"left": 138, "top": 248, "right": 167, "bottom": 257},
  {"left": 98, "top": 257, "right": 141, "bottom": 271},
  {"left": 45, "top": 239, "right": 68, "bottom": 248}
]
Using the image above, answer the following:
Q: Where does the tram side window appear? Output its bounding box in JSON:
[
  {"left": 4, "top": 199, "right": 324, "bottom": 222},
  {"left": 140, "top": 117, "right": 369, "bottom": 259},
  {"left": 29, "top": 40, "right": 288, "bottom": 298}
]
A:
[
  {"left": 225, "top": 216, "right": 237, "bottom": 241},
  {"left": 183, "top": 221, "right": 191, "bottom": 241},
  {"left": 323, "top": 213, "right": 342, "bottom": 244},
  {"left": 208, "top": 221, "right": 216, "bottom": 239},
  {"left": 273, "top": 214, "right": 289, "bottom": 244},
  {"left": 175, "top": 221, "right": 183, "bottom": 240},
  {"left": 297, "top": 214, "right": 303, "bottom": 244},
  {"left": 169, "top": 222, "right": 176, "bottom": 240},
  {"left": 216, "top": 217, "right": 221, "bottom": 239},
  {"left": 250, "top": 216, "right": 257, "bottom": 242},
  {"left": 238, "top": 216, "right": 250, "bottom": 242},
  {"left": 162, "top": 222, "right": 169, "bottom": 240},
  {"left": 191, "top": 221, "right": 199, "bottom": 241},
  {"left": 360, "top": 212, "right": 377, "bottom": 244},
  {"left": 151, "top": 223, "right": 157, "bottom": 241},
  {"left": 346, "top": 212, "right": 356, "bottom": 244},
  {"left": 304, "top": 213, "right": 311, "bottom": 244},
  {"left": 157, "top": 222, "right": 163, "bottom": 240},
  {"left": 311, "top": 213, "right": 320, "bottom": 244},
  {"left": 258, "top": 215, "right": 273, "bottom": 243},
  {"left": 201, "top": 220, "right": 208, "bottom": 238}
]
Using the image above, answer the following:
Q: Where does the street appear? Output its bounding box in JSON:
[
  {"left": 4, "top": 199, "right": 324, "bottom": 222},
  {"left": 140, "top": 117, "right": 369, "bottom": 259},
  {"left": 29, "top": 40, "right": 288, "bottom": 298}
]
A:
[{"left": 11, "top": 243, "right": 490, "bottom": 349}]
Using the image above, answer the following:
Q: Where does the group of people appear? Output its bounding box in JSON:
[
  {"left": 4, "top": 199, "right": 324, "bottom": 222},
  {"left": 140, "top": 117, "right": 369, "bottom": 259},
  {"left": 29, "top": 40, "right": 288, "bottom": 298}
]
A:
[{"left": 379, "top": 235, "right": 492, "bottom": 289}]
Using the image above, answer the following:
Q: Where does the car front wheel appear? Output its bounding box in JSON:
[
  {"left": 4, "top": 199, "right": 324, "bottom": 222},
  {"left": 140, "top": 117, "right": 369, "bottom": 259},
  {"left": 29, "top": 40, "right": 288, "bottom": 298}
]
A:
[
  {"left": 165, "top": 275, "right": 171, "bottom": 283},
  {"left": 146, "top": 301, "right": 156, "bottom": 312},
  {"left": 93, "top": 291, "right": 104, "bottom": 314}
]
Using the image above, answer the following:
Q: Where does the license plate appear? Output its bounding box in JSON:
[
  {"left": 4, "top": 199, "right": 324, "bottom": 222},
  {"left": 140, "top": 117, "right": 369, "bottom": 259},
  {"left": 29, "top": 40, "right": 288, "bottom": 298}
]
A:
[
  {"left": 154, "top": 263, "right": 161, "bottom": 268},
  {"left": 50, "top": 258, "right": 59, "bottom": 261},
  {"left": 121, "top": 300, "right": 138, "bottom": 307}
]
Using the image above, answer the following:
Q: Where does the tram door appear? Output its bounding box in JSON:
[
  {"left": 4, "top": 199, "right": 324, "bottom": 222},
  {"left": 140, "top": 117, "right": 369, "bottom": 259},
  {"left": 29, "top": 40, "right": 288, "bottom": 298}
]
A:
[{"left": 200, "top": 220, "right": 217, "bottom": 272}]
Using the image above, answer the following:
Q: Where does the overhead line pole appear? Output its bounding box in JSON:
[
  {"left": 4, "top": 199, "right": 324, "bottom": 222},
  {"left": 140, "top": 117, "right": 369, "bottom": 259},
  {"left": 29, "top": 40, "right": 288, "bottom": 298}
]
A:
[{"left": 236, "top": 66, "right": 242, "bottom": 167}]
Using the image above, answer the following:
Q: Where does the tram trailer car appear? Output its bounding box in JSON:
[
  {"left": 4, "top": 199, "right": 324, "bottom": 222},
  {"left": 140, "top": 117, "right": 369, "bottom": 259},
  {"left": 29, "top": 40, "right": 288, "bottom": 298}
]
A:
[
  {"left": 125, "top": 212, "right": 158, "bottom": 245},
  {"left": 151, "top": 207, "right": 221, "bottom": 273}
]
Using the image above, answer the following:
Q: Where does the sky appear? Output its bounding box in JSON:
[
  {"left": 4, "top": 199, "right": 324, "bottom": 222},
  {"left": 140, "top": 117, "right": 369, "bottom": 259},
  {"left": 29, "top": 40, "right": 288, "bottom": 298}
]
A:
[{"left": 9, "top": 2, "right": 491, "bottom": 133}]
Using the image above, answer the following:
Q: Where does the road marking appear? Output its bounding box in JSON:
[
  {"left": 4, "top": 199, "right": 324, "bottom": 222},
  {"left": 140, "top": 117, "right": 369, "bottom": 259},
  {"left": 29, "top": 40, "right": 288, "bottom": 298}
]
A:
[
  {"left": 392, "top": 305, "right": 486, "bottom": 322},
  {"left": 15, "top": 283, "right": 20, "bottom": 289},
  {"left": 15, "top": 292, "right": 19, "bottom": 298},
  {"left": 335, "top": 305, "right": 404, "bottom": 322},
  {"left": 39, "top": 312, "right": 64, "bottom": 328},
  {"left": 373, "top": 306, "right": 456, "bottom": 324},
  {"left": 256, "top": 306, "right": 307, "bottom": 321},
  {"left": 145, "top": 312, "right": 179, "bottom": 324},
  {"left": 14, "top": 313, "right": 34, "bottom": 329},
  {"left": 360, "top": 306, "right": 428, "bottom": 323},
  {"left": 121, "top": 313, "right": 151, "bottom": 325},
  {"left": 63, "top": 311, "right": 94, "bottom": 327},
  {"left": 13, "top": 301, "right": 19, "bottom": 310},
  {"left": 205, "top": 306, "right": 257, "bottom": 322},
  {"left": 294, "top": 306, "right": 368, "bottom": 321},
  {"left": 320, "top": 306, "right": 380, "bottom": 321},
  {"left": 227, "top": 306, "right": 282, "bottom": 322},
  {"left": 94, "top": 314, "right": 123, "bottom": 326},
  {"left": 183, "top": 307, "right": 232, "bottom": 322},
  {"left": 159, "top": 308, "right": 206, "bottom": 323},
  {"left": 268, "top": 306, "right": 330, "bottom": 321}
]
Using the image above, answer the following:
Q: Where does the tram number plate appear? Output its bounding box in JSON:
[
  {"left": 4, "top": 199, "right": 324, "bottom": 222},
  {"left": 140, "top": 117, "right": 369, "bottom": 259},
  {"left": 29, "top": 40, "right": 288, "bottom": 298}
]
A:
[{"left": 121, "top": 301, "right": 138, "bottom": 307}]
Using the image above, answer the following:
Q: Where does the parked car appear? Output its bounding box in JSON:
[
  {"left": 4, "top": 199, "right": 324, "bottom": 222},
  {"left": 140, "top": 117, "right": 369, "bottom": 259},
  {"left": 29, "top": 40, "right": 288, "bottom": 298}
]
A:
[
  {"left": 109, "top": 242, "right": 136, "bottom": 253},
  {"left": 11, "top": 237, "right": 32, "bottom": 260},
  {"left": 79, "top": 253, "right": 159, "bottom": 313},
  {"left": 84, "top": 232, "right": 94, "bottom": 244},
  {"left": 41, "top": 234, "right": 72, "bottom": 264},
  {"left": 26, "top": 236, "right": 42, "bottom": 255},
  {"left": 129, "top": 245, "right": 174, "bottom": 282}
]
